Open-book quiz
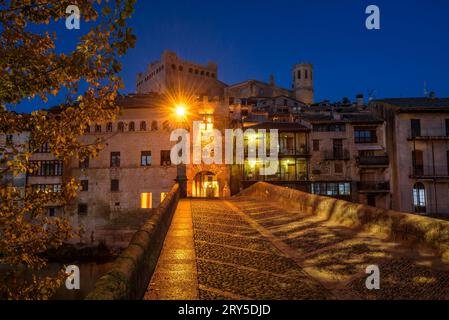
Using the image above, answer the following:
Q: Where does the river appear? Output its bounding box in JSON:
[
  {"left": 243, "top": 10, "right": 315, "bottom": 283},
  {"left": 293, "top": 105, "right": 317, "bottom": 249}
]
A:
[{"left": 50, "top": 261, "right": 114, "bottom": 300}]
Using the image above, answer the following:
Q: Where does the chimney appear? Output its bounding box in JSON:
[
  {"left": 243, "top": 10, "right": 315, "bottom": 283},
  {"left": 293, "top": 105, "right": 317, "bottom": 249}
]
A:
[{"left": 356, "top": 94, "right": 364, "bottom": 107}]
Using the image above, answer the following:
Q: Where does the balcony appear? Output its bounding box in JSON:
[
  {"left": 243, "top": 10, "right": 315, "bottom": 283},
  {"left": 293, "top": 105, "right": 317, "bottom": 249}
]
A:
[
  {"left": 323, "top": 149, "right": 350, "bottom": 160},
  {"left": 408, "top": 129, "right": 449, "bottom": 140},
  {"left": 278, "top": 146, "right": 310, "bottom": 157},
  {"left": 357, "top": 181, "right": 390, "bottom": 193},
  {"left": 243, "top": 172, "right": 308, "bottom": 182},
  {"left": 357, "top": 155, "right": 389, "bottom": 167},
  {"left": 410, "top": 166, "right": 449, "bottom": 179}
]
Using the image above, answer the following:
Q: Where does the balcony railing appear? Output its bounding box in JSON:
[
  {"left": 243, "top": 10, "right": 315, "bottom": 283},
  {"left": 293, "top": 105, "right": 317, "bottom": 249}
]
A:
[
  {"left": 410, "top": 166, "right": 449, "bottom": 178},
  {"left": 408, "top": 129, "right": 449, "bottom": 140},
  {"left": 357, "top": 155, "right": 389, "bottom": 166},
  {"left": 243, "top": 172, "right": 308, "bottom": 182},
  {"left": 323, "top": 149, "right": 350, "bottom": 160},
  {"left": 357, "top": 181, "right": 390, "bottom": 192},
  {"left": 278, "top": 146, "right": 310, "bottom": 156}
]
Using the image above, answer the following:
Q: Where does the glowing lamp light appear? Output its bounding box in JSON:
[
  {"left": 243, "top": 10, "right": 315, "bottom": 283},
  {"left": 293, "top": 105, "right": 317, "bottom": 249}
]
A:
[{"left": 175, "top": 105, "right": 186, "bottom": 117}]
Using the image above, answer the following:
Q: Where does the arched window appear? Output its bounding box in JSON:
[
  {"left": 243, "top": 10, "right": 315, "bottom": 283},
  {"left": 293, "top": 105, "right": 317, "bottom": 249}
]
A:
[
  {"left": 413, "top": 182, "right": 426, "bottom": 213},
  {"left": 106, "top": 122, "right": 113, "bottom": 132},
  {"left": 151, "top": 120, "right": 158, "bottom": 131},
  {"left": 179, "top": 65, "right": 183, "bottom": 71},
  {"left": 171, "top": 64, "right": 176, "bottom": 70},
  {"left": 297, "top": 70, "right": 301, "bottom": 79},
  {"left": 95, "top": 124, "right": 101, "bottom": 133},
  {"left": 140, "top": 121, "right": 146, "bottom": 131},
  {"left": 118, "top": 122, "right": 124, "bottom": 132},
  {"left": 129, "top": 121, "right": 135, "bottom": 132}
]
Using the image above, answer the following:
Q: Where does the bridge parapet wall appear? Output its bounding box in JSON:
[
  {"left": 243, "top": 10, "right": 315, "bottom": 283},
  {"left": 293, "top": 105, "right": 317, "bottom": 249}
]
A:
[
  {"left": 86, "top": 184, "right": 180, "bottom": 300},
  {"left": 239, "top": 182, "right": 449, "bottom": 260}
]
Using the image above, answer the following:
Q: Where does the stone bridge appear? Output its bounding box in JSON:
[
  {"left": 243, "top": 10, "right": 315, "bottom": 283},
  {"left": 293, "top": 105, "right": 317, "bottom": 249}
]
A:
[{"left": 88, "top": 183, "right": 449, "bottom": 300}]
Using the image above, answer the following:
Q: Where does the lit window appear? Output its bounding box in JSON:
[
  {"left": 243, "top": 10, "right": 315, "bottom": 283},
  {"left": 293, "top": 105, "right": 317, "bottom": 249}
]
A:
[
  {"left": 141, "top": 151, "right": 152, "bottom": 166},
  {"left": 413, "top": 182, "right": 426, "bottom": 213},
  {"left": 110, "top": 152, "right": 120, "bottom": 167},
  {"left": 161, "top": 192, "right": 168, "bottom": 203},
  {"left": 140, "top": 192, "right": 152, "bottom": 209}
]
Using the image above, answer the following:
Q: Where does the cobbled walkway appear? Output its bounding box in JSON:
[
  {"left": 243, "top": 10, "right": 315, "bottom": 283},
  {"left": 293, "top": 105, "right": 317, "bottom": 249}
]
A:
[{"left": 146, "top": 197, "right": 449, "bottom": 300}]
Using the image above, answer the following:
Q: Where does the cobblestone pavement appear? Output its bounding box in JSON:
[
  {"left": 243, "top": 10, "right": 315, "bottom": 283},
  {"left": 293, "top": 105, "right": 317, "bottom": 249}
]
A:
[{"left": 147, "top": 197, "right": 449, "bottom": 300}]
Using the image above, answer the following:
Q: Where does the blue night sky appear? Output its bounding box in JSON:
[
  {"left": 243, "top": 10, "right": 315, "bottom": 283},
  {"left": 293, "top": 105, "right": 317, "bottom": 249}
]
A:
[{"left": 13, "top": 0, "right": 449, "bottom": 112}]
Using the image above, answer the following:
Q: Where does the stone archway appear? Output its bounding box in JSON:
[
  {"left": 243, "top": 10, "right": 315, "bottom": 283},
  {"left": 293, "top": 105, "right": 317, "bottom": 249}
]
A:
[{"left": 192, "top": 171, "right": 219, "bottom": 198}]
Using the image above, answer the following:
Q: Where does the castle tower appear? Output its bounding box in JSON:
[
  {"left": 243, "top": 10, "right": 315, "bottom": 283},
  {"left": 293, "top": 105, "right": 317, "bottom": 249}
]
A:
[{"left": 292, "top": 63, "right": 314, "bottom": 104}]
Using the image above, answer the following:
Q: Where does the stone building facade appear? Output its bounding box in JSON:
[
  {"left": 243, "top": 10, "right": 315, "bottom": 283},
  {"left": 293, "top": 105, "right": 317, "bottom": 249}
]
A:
[{"left": 370, "top": 98, "right": 449, "bottom": 215}]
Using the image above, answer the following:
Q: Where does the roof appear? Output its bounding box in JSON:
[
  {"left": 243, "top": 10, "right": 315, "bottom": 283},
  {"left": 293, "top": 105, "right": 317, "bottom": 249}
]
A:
[
  {"left": 245, "top": 122, "right": 310, "bottom": 132},
  {"left": 299, "top": 112, "right": 383, "bottom": 124},
  {"left": 372, "top": 98, "right": 449, "bottom": 113}
]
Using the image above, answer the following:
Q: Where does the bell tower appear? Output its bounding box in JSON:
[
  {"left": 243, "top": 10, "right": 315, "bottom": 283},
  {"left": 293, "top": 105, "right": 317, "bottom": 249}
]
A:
[{"left": 292, "top": 63, "right": 314, "bottom": 104}]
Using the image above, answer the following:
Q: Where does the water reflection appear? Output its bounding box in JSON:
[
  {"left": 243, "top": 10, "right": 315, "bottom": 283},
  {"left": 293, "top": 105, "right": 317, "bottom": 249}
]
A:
[{"left": 50, "top": 261, "right": 114, "bottom": 300}]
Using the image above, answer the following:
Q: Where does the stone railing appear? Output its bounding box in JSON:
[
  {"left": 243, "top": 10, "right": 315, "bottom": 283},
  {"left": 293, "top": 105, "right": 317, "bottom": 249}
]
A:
[
  {"left": 239, "top": 182, "right": 449, "bottom": 260},
  {"left": 86, "top": 184, "right": 180, "bottom": 300}
]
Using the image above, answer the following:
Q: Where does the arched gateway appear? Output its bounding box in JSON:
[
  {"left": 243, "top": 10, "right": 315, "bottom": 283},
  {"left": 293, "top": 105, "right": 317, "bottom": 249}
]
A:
[{"left": 192, "top": 171, "right": 219, "bottom": 198}]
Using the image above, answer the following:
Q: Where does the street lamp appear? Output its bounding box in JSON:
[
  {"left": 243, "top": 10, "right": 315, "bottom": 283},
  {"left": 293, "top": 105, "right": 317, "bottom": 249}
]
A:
[{"left": 175, "top": 104, "right": 186, "bottom": 117}]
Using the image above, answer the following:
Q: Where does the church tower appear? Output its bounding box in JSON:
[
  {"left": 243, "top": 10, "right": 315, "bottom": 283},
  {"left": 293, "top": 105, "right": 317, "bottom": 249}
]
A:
[{"left": 292, "top": 63, "right": 314, "bottom": 104}]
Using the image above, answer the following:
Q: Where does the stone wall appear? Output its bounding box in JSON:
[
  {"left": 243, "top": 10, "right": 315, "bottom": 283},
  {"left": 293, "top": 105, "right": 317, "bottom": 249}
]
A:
[
  {"left": 85, "top": 184, "right": 180, "bottom": 300},
  {"left": 239, "top": 182, "right": 449, "bottom": 260}
]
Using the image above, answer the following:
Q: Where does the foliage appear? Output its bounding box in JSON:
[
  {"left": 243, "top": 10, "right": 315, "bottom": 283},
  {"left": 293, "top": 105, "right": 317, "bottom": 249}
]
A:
[{"left": 0, "top": 0, "right": 136, "bottom": 300}]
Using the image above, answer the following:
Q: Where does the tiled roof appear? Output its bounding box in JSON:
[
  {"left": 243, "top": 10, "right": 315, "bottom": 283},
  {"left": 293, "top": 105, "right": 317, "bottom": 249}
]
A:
[{"left": 373, "top": 98, "right": 449, "bottom": 108}]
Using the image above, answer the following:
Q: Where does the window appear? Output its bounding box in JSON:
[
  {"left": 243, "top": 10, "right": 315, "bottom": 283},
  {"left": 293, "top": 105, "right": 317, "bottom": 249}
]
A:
[
  {"left": 305, "top": 69, "right": 308, "bottom": 79},
  {"left": 412, "top": 150, "right": 423, "bottom": 176},
  {"left": 78, "top": 204, "right": 88, "bottom": 216},
  {"left": 141, "top": 151, "right": 152, "bottom": 166},
  {"left": 33, "top": 184, "right": 62, "bottom": 193},
  {"left": 140, "top": 121, "right": 147, "bottom": 131},
  {"left": 80, "top": 180, "right": 89, "bottom": 192},
  {"left": 313, "top": 124, "right": 345, "bottom": 132},
  {"left": 151, "top": 120, "right": 158, "bottom": 131},
  {"left": 129, "top": 121, "right": 135, "bottom": 132},
  {"left": 111, "top": 179, "right": 119, "bottom": 192},
  {"left": 79, "top": 157, "right": 89, "bottom": 169},
  {"left": 48, "top": 207, "right": 56, "bottom": 217},
  {"left": 140, "top": 192, "right": 152, "bottom": 209},
  {"left": 110, "top": 152, "right": 120, "bottom": 167},
  {"left": 334, "top": 163, "right": 343, "bottom": 174},
  {"left": 297, "top": 70, "right": 301, "bottom": 79},
  {"left": 413, "top": 182, "right": 426, "bottom": 213},
  {"left": 354, "top": 129, "right": 377, "bottom": 143},
  {"left": 161, "top": 150, "right": 171, "bottom": 166},
  {"left": 118, "top": 122, "right": 124, "bottom": 132},
  {"left": 411, "top": 119, "right": 421, "bottom": 138},
  {"left": 36, "top": 142, "right": 51, "bottom": 153},
  {"left": 446, "top": 119, "right": 449, "bottom": 137},
  {"left": 95, "top": 124, "right": 102, "bottom": 133},
  {"left": 313, "top": 140, "right": 320, "bottom": 152},
  {"left": 106, "top": 122, "right": 113, "bottom": 132},
  {"left": 333, "top": 139, "right": 343, "bottom": 158},
  {"left": 312, "top": 183, "right": 351, "bottom": 196},
  {"left": 29, "top": 160, "right": 63, "bottom": 176}
]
